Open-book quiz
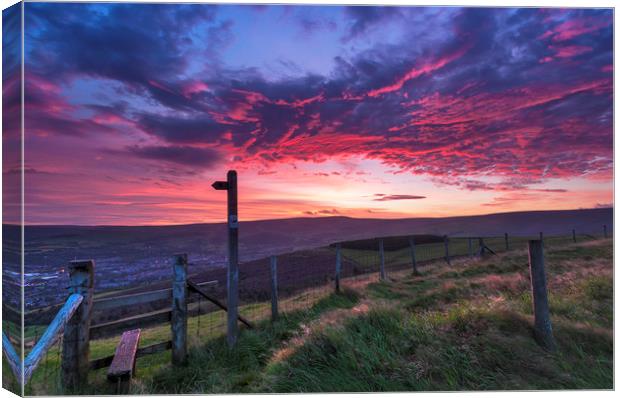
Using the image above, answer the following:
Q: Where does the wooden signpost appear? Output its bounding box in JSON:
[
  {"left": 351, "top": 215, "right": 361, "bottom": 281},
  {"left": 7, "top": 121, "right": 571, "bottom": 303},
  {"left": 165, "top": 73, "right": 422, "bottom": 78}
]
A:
[{"left": 212, "top": 170, "right": 239, "bottom": 348}]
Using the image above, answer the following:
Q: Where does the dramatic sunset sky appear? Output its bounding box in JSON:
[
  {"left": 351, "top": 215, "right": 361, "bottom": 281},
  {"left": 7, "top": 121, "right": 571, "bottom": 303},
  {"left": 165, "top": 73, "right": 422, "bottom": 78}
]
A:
[{"left": 3, "top": 3, "right": 613, "bottom": 225}]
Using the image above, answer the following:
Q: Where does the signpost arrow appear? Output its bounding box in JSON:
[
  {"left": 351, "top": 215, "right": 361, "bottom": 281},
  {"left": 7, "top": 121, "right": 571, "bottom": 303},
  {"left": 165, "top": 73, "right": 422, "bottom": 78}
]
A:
[{"left": 211, "top": 181, "right": 228, "bottom": 190}]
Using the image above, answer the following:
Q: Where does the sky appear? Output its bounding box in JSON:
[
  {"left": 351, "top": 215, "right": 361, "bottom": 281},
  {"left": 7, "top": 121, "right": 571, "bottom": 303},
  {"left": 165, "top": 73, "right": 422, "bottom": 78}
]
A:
[{"left": 2, "top": 3, "right": 614, "bottom": 225}]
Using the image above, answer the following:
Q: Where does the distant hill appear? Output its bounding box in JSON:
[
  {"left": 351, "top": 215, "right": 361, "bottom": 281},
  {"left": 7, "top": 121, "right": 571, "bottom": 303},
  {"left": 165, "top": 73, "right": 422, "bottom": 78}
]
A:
[{"left": 5, "top": 207, "right": 614, "bottom": 263}]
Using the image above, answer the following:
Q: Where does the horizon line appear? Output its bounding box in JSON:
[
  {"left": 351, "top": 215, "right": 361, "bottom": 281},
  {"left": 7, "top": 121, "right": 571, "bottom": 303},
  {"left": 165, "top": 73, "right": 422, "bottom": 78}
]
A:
[{"left": 2, "top": 206, "right": 613, "bottom": 228}]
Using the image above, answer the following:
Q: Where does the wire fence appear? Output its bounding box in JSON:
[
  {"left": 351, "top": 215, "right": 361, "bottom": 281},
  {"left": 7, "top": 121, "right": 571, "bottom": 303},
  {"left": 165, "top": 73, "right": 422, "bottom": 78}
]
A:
[
  {"left": 13, "top": 230, "right": 610, "bottom": 394},
  {"left": 237, "top": 232, "right": 605, "bottom": 323},
  {"left": 20, "top": 314, "right": 70, "bottom": 395}
]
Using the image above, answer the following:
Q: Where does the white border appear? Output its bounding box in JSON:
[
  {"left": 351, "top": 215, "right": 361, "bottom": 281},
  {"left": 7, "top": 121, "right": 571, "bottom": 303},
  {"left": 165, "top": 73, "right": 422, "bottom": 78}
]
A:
[{"left": 0, "top": 1, "right": 616, "bottom": 398}]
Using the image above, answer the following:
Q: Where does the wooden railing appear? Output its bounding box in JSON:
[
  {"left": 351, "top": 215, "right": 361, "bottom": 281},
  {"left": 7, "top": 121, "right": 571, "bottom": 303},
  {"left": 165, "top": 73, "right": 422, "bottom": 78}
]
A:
[
  {"left": 1, "top": 285, "right": 86, "bottom": 386},
  {"left": 86, "top": 254, "right": 223, "bottom": 370},
  {"left": 2, "top": 328, "right": 22, "bottom": 384},
  {"left": 25, "top": 293, "right": 84, "bottom": 383},
  {"left": 88, "top": 279, "right": 217, "bottom": 340},
  {"left": 1, "top": 256, "right": 223, "bottom": 390}
]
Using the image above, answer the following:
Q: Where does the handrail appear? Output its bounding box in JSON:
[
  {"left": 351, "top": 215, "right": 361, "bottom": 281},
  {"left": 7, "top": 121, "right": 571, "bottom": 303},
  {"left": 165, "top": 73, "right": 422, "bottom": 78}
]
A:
[
  {"left": 187, "top": 279, "right": 253, "bottom": 329},
  {"left": 92, "top": 280, "right": 217, "bottom": 312},
  {"left": 1, "top": 293, "right": 84, "bottom": 385},
  {"left": 10, "top": 280, "right": 219, "bottom": 328}
]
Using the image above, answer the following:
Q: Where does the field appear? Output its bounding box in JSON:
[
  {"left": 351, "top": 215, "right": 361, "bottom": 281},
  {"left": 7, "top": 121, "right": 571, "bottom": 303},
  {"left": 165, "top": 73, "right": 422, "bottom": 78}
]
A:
[{"left": 6, "top": 236, "right": 612, "bottom": 394}]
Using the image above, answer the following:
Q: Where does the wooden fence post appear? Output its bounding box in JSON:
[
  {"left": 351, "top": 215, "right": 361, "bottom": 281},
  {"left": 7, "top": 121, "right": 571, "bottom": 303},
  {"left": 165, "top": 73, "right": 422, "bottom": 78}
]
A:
[
  {"left": 335, "top": 244, "right": 341, "bottom": 292},
  {"left": 62, "top": 259, "right": 94, "bottom": 390},
  {"left": 572, "top": 229, "right": 576, "bottom": 243},
  {"left": 171, "top": 254, "right": 188, "bottom": 366},
  {"left": 504, "top": 233, "right": 509, "bottom": 250},
  {"left": 527, "top": 241, "right": 556, "bottom": 351},
  {"left": 379, "top": 239, "right": 386, "bottom": 280},
  {"left": 478, "top": 237, "right": 485, "bottom": 256},
  {"left": 468, "top": 238, "right": 473, "bottom": 257},
  {"left": 444, "top": 235, "right": 450, "bottom": 265},
  {"left": 270, "top": 256, "right": 278, "bottom": 320},
  {"left": 603, "top": 225, "right": 607, "bottom": 238},
  {"left": 409, "top": 237, "right": 419, "bottom": 275}
]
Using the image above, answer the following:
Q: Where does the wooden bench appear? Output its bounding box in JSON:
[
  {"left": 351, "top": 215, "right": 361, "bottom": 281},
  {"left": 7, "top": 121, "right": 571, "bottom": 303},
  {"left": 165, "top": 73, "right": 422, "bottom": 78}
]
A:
[{"left": 107, "top": 329, "right": 141, "bottom": 394}]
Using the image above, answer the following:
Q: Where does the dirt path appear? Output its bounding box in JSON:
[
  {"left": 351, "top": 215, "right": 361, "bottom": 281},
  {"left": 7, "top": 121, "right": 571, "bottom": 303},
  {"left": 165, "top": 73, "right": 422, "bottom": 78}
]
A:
[{"left": 269, "top": 299, "right": 372, "bottom": 364}]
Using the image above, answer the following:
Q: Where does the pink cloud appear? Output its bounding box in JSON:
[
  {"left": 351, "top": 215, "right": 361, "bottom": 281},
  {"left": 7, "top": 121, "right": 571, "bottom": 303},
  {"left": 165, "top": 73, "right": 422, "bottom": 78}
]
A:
[
  {"left": 549, "top": 45, "right": 593, "bottom": 59},
  {"left": 182, "top": 81, "right": 209, "bottom": 98},
  {"left": 275, "top": 93, "right": 325, "bottom": 108},
  {"left": 367, "top": 41, "right": 471, "bottom": 97},
  {"left": 148, "top": 79, "right": 177, "bottom": 95},
  {"left": 546, "top": 17, "right": 611, "bottom": 42}
]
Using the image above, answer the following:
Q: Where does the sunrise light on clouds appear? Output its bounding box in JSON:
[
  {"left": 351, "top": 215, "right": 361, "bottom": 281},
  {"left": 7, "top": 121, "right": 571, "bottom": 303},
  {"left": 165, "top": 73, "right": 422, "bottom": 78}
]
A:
[{"left": 2, "top": 4, "right": 613, "bottom": 225}]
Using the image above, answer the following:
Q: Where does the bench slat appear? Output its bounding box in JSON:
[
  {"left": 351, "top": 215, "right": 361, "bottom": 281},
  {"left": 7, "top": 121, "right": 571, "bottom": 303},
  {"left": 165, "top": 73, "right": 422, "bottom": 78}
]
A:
[
  {"left": 90, "top": 340, "right": 172, "bottom": 371},
  {"left": 108, "top": 329, "right": 141, "bottom": 380}
]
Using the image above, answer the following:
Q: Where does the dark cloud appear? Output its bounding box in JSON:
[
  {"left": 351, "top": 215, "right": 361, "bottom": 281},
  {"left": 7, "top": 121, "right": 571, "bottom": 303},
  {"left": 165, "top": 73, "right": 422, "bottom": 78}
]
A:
[
  {"left": 3, "top": 167, "right": 54, "bottom": 176},
  {"left": 3, "top": 3, "right": 22, "bottom": 152},
  {"left": 26, "top": 3, "right": 221, "bottom": 111},
  {"left": 205, "top": 20, "right": 235, "bottom": 58},
  {"left": 23, "top": 6, "right": 613, "bottom": 191},
  {"left": 2, "top": 4, "right": 21, "bottom": 79},
  {"left": 137, "top": 113, "right": 233, "bottom": 144},
  {"left": 303, "top": 209, "right": 341, "bottom": 215},
  {"left": 23, "top": 75, "right": 125, "bottom": 138},
  {"left": 128, "top": 145, "right": 222, "bottom": 168},
  {"left": 534, "top": 189, "right": 568, "bottom": 193},
  {"left": 374, "top": 194, "right": 426, "bottom": 201},
  {"left": 342, "top": 6, "right": 403, "bottom": 41}
]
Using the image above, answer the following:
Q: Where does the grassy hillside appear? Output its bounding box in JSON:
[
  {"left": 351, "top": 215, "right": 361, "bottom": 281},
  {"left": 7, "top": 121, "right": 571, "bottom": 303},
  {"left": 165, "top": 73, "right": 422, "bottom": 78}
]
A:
[{"left": 15, "top": 238, "right": 613, "bottom": 394}]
